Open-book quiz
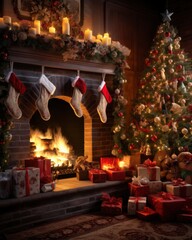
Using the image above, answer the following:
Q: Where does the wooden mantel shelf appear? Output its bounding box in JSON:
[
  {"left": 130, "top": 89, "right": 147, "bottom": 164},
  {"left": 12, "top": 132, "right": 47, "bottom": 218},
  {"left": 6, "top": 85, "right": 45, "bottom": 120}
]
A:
[{"left": 8, "top": 47, "right": 116, "bottom": 75}]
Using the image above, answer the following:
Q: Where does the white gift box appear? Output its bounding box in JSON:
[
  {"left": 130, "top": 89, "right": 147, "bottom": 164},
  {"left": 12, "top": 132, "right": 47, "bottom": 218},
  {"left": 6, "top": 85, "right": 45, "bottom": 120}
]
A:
[
  {"left": 12, "top": 167, "right": 40, "bottom": 198},
  {"left": 127, "top": 196, "right": 146, "bottom": 215},
  {"left": 148, "top": 180, "right": 162, "bottom": 193}
]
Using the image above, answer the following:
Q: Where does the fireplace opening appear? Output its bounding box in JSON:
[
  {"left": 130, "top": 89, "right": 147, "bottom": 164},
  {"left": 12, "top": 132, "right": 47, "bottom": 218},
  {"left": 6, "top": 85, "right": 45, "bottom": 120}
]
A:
[{"left": 30, "top": 98, "right": 84, "bottom": 178}]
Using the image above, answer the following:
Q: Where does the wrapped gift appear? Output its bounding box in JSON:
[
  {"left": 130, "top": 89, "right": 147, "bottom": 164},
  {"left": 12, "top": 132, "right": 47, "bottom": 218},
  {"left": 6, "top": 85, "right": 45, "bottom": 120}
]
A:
[
  {"left": 0, "top": 171, "right": 12, "bottom": 199},
  {"left": 12, "top": 167, "right": 40, "bottom": 198},
  {"left": 74, "top": 156, "right": 92, "bottom": 180},
  {"left": 100, "top": 157, "right": 119, "bottom": 170},
  {"left": 137, "top": 207, "right": 158, "bottom": 221},
  {"left": 106, "top": 168, "right": 125, "bottom": 181},
  {"left": 101, "top": 193, "right": 122, "bottom": 215},
  {"left": 41, "top": 181, "right": 56, "bottom": 193},
  {"left": 76, "top": 170, "right": 89, "bottom": 180},
  {"left": 177, "top": 213, "right": 192, "bottom": 222},
  {"left": 162, "top": 181, "right": 172, "bottom": 191},
  {"left": 148, "top": 192, "right": 186, "bottom": 221},
  {"left": 25, "top": 157, "right": 52, "bottom": 186},
  {"left": 128, "top": 182, "right": 149, "bottom": 197},
  {"left": 166, "top": 179, "right": 192, "bottom": 198},
  {"left": 148, "top": 180, "right": 162, "bottom": 194},
  {"left": 137, "top": 159, "right": 160, "bottom": 181},
  {"left": 127, "top": 196, "right": 147, "bottom": 215},
  {"left": 89, "top": 169, "right": 107, "bottom": 183}
]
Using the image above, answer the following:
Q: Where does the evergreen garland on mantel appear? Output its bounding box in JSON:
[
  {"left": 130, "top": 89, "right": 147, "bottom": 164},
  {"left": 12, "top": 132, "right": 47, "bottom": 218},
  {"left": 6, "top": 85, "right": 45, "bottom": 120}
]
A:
[{"left": 0, "top": 22, "right": 131, "bottom": 169}]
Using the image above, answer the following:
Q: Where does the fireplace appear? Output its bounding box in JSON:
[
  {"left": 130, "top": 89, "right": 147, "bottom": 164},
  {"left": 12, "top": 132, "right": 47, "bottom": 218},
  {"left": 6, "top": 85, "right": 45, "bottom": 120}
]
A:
[{"left": 7, "top": 47, "right": 116, "bottom": 168}]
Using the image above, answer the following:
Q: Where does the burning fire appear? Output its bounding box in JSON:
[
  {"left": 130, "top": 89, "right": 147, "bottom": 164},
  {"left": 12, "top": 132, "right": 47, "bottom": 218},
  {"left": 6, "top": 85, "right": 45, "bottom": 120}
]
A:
[{"left": 30, "top": 128, "right": 75, "bottom": 167}]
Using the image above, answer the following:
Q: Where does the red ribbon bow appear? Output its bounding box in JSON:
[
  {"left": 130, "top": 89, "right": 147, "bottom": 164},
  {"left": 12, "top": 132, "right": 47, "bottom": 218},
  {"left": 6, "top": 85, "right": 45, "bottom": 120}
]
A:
[
  {"left": 143, "top": 159, "right": 156, "bottom": 167},
  {"left": 159, "top": 191, "right": 175, "bottom": 200},
  {"left": 172, "top": 178, "right": 186, "bottom": 186}
]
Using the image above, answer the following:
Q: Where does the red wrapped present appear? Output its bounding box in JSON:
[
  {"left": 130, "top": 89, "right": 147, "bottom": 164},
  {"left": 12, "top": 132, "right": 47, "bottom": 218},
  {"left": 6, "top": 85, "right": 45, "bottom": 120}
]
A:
[
  {"left": 100, "top": 157, "right": 120, "bottom": 170},
  {"left": 166, "top": 178, "right": 192, "bottom": 198},
  {"left": 128, "top": 182, "right": 149, "bottom": 197},
  {"left": 25, "top": 157, "right": 52, "bottom": 186},
  {"left": 106, "top": 168, "right": 125, "bottom": 181},
  {"left": 12, "top": 167, "right": 40, "bottom": 198},
  {"left": 148, "top": 192, "right": 186, "bottom": 221},
  {"left": 137, "top": 207, "right": 158, "bottom": 221},
  {"left": 101, "top": 192, "right": 122, "bottom": 215},
  {"left": 127, "top": 196, "right": 147, "bottom": 215},
  {"left": 177, "top": 213, "right": 192, "bottom": 222},
  {"left": 89, "top": 169, "right": 107, "bottom": 183}
]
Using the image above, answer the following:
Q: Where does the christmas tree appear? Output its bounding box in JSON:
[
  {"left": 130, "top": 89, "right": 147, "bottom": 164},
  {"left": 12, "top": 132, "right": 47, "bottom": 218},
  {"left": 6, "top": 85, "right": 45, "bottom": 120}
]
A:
[{"left": 127, "top": 10, "right": 192, "bottom": 158}]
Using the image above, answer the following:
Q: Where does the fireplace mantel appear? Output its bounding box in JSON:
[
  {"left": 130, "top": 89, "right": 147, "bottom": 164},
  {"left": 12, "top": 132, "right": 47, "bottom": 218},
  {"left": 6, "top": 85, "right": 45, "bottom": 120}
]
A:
[{"left": 8, "top": 47, "right": 116, "bottom": 75}]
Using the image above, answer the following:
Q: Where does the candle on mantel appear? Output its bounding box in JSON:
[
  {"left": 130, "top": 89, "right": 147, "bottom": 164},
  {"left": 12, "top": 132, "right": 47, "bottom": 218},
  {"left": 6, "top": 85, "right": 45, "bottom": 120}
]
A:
[
  {"left": 62, "top": 17, "right": 70, "bottom": 35},
  {"left": 84, "top": 28, "right": 92, "bottom": 41},
  {"left": 102, "top": 32, "right": 111, "bottom": 46},
  {"left": 34, "top": 20, "right": 41, "bottom": 34},
  {"left": 49, "top": 26, "right": 56, "bottom": 34}
]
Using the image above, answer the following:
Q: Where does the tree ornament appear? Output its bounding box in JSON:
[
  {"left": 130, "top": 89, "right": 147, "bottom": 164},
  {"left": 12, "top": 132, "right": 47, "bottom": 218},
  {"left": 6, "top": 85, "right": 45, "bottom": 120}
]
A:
[
  {"left": 154, "top": 116, "right": 161, "bottom": 123},
  {"left": 181, "top": 128, "right": 188, "bottom": 135}
]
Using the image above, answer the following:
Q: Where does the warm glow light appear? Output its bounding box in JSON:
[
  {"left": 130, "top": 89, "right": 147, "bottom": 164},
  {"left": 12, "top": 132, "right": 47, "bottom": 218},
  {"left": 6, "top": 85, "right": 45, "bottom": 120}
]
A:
[
  {"left": 30, "top": 128, "right": 73, "bottom": 166},
  {"left": 119, "top": 161, "right": 125, "bottom": 168}
]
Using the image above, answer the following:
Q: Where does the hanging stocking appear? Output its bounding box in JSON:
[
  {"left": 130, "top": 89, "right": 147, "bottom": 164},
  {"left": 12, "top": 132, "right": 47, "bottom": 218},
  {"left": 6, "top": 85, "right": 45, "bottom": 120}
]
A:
[
  {"left": 5, "top": 71, "right": 26, "bottom": 119},
  {"left": 70, "top": 76, "right": 87, "bottom": 118},
  {"left": 97, "top": 80, "right": 112, "bottom": 123},
  {"left": 36, "top": 73, "right": 56, "bottom": 121}
]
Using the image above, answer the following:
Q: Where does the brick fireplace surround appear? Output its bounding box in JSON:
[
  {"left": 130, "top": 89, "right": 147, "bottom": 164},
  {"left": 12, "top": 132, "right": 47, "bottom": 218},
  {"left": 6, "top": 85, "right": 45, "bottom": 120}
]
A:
[
  {"left": 0, "top": 47, "right": 129, "bottom": 234},
  {"left": 7, "top": 47, "right": 116, "bottom": 166}
]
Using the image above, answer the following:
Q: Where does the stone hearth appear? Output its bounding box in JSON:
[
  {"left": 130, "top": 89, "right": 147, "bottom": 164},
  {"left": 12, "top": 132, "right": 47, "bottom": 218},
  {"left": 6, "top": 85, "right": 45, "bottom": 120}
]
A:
[{"left": 0, "top": 178, "right": 129, "bottom": 234}]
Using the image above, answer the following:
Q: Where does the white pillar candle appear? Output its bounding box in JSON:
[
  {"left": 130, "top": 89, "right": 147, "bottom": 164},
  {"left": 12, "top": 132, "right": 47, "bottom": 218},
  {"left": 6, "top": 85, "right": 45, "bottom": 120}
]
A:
[
  {"left": 3, "top": 16, "right": 11, "bottom": 24},
  {"left": 104, "top": 32, "right": 109, "bottom": 38},
  {"left": 62, "top": 17, "right": 70, "bottom": 35},
  {"left": 49, "top": 26, "right": 56, "bottom": 34},
  {"left": 34, "top": 20, "right": 41, "bottom": 34},
  {"left": 97, "top": 34, "right": 103, "bottom": 40},
  {"left": 84, "top": 29, "right": 92, "bottom": 41}
]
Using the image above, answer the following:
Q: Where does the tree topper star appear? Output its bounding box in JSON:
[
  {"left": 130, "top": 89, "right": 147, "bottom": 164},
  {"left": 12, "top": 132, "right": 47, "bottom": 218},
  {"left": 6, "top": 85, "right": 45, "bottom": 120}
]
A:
[{"left": 161, "top": 9, "right": 173, "bottom": 22}]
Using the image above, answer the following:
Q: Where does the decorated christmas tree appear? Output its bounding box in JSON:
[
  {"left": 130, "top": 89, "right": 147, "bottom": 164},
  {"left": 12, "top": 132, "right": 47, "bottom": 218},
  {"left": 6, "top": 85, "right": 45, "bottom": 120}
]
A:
[{"left": 127, "top": 10, "right": 192, "bottom": 158}]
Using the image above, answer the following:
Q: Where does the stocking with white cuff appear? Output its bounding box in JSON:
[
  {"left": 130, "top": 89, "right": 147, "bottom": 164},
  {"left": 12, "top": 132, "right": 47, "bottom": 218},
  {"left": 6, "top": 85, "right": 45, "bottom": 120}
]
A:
[
  {"left": 97, "top": 81, "right": 112, "bottom": 123},
  {"left": 70, "top": 76, "right": 87, "bottom": 117},
  {"left": 5, "top": 72, "right": 26, "bottom": 119},
  {"left": 36, "top": 74, "right": 56, "bottom": 121}
]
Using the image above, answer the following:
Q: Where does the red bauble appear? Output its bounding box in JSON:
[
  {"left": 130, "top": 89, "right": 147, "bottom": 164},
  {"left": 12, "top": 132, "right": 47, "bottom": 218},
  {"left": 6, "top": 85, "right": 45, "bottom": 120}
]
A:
[
  {"left": 118, "top": 112, "right": 123, "bottom": 117},
  {"left": 152, "top": 67, "right": 156, "bottom": 73},
  {"left": 145, "top": 58, "right": 150, "bottom": 66},
  {"left": 151, "top": 135, "right": 158, "bottom": 142},
  {"left": 152, "top": 49, "right": 158, "bottom": 55},
  {"left": 129, "top": 143, "right": 135, "bottom": 150},
  {"left": 178, "top": 76, "right": 185, "bottom": 82},
  {"left": 114, "top": 144, "right": 119, "bottom": 149},
  {"left": 165, "top": 32, "right": 171, "bottom": 37},
  {"left": 176, "top": 64, "right": 183, "bottom": 71}
]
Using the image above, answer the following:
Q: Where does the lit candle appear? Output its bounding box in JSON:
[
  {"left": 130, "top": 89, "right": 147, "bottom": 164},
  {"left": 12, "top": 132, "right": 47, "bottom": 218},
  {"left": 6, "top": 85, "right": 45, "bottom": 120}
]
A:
[
  {"left": 84, "top": 28, "right": 92, "bottom": 41},
  {"left": 102, "top": 33, "right": 111, "bottom": 46},
  {"left": 97, "top": 34, "right": 103, "bottom": 40},
  {"left": 34, "top": 20, "right": 41, "bottom": 35},
  {"left": 104, "top": 32, "right": 109, "bottom": 38},
  {"left": 62, "top": 17, "right": 70, "bottom": 35},
  {"left": 49, "top": 26, "right": 56, "bottom": 34},
  {"left": 3, "top": 16, "right": 11, "bottom": 24}
]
